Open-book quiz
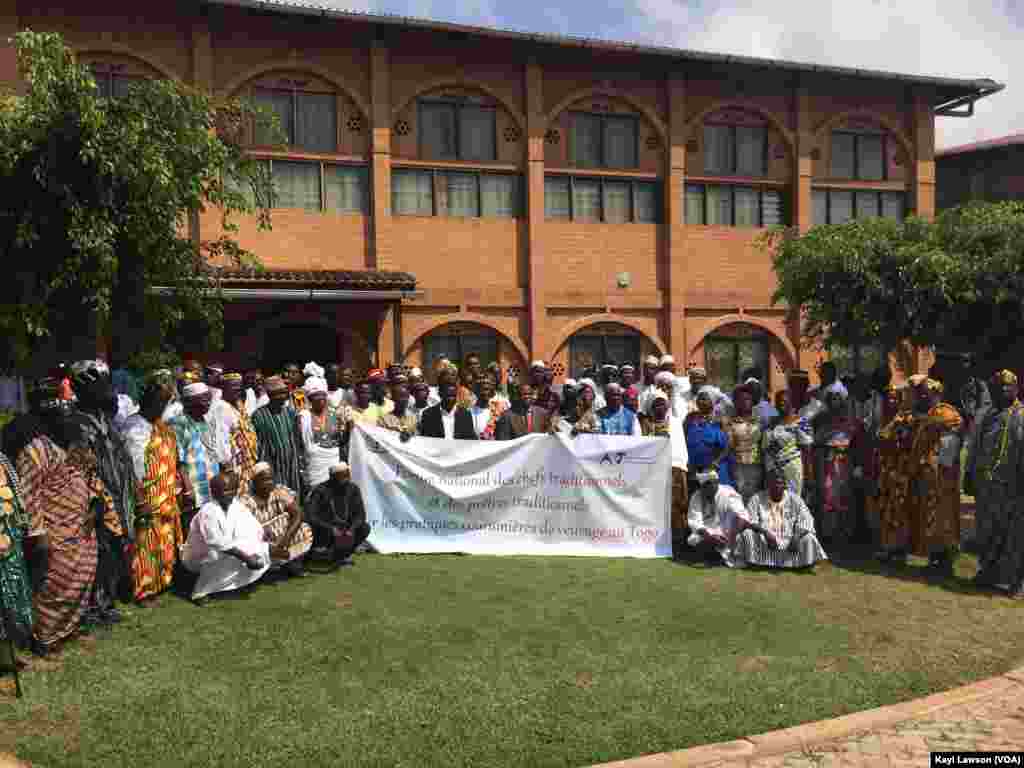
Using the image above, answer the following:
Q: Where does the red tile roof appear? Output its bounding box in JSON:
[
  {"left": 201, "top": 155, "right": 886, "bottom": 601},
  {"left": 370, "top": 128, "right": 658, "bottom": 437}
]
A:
[
  {"left": 210, "top": 268, "right": 417, "bottom": 291},
  {"left": 937, "top": 133, "right": 1024, "bottom": 158}
]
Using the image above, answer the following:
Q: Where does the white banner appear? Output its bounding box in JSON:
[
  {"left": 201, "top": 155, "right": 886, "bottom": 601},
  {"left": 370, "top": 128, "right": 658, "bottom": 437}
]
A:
[{"left": 350, "top": 425, "right": 672, "bottom": 558}]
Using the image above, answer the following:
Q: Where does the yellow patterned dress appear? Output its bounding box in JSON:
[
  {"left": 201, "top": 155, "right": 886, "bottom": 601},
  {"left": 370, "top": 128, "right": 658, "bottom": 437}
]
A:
[
  {"left": 229, "top": 401, "right": 259, "bottom": 495},
  {"left": 132, "top": 420, "right": 183, "bottom": 601},
  {"left": 875, "top": 411, "right": 917, "bottom": 553},
  {"left": 906, "top": 403, "right": 963, "bottom": 558}
]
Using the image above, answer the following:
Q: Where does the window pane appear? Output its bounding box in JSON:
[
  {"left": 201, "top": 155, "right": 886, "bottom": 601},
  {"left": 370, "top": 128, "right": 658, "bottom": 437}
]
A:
[
  {"left": 423, "top": 335, "right": 461, "bottom": 370},
  {"left": 295, "top": 92, "right": 337, "bottom": 153},
  {"left": 544, "top": 176, "right": 571, "bottom": 220},
  {"left": 603, "top": 116, "right": 637, "bottom": 168},
  {"left": 855, "top": 191, "right": 880, "bottom": 220},
  {"left": 857, "top": 134, "right": 884, "bottom": 181},
  {"left": 685, "top": 184, "right": 705, "bottom": 225},
  {"left": 272, "top": 160, "right": 320, "bottom": 211},
  {"left": 813, "top": 189, "right": 828, "bottom": 226},
  {"left": 605, "top": 336, "right": 641, "bottom": 369},
  {"left": 324, "top": 165, "right": 367, "bottom": 213},
  {"left": 569, "top": 336, "right": 604, "bottom": 379},
  {"left": 254, "top": 89, "right": 293, "bottom": 146},
  {"left": 457, "top": 334, "right": 498, "bottom": 367},
  {"left": 634, "top": 182, "right": 658, "bottom": 223},
  {"left": 573, "top": 179, "right": 601, "bottom": 222},
  {"left": 704, "top": 125, "right": 734, "bottom": 175},
  {"left": 881, "top": 192, "right": 904, "bottom": 221},
  {"left": 830, "top": 133, "right": 855, "bottom": 178},
  {"left": 602, "top": 181, "right": 631, "bottom": 223},
  {"left": 420, "top": 102, "right": 457, "bottom": 160},
  {"left": 480, "top": 174, "right": 519, "bottom": 218},
  {"left": 829, "top": 190, "right": 854, "bottom": 224},
  {"left": 706, "top": 185, "right": 732, "bottom": 226},
  {"left": 704, "top": 339, "right": 737, "bottom": 395},
  {"left": 571, "top": 114, "right": 602, "bottom": 167},
  {"left": 439, "top": 172, "right": 479, "bottom": 217},
  {"left": 458, "top": 106, "right": 496, "bottom": 162},
  {"left": 762, "top": 189, "right": 783, "bottom": 227},
  {"left": 736, "top": 126, "right": 766, "bottom": 176},
  {"left": 734, "top": 186, "right": 760, "bottom": 227},
  {"left": 392, "top": 169, "right": 432, "bottom": 216},
  {"left": 737, "top": 340, "right": 769, "bottom": 390}
]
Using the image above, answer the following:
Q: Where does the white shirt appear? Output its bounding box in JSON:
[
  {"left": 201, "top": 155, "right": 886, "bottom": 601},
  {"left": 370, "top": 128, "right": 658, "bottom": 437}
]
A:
[
  {"left": 163, "top": 400, "right": 183, "bottom": 423},
  {"left": 181, "top": 498, "right": 270, "bottom": 599},
  {"left": 245, "top": 388, "right": 269, "bottom": 416},
  {"left": 469, "top": 405, "right": 492, "bottom": 437},
  {"left": 441, "top": 405, "right": 456, "bottom": 439},
  {"left": 662, "top": 414, "right": 689, "bottom": 470},
  {"left": 687, "top": 485, "right": 749, "bottom": 563},
  {"left": 298, "top": 409, "right": 341, "bottom": 488},
  {"left": 113, "top": 393, "right": 140, "bottom": 433},
  {"left": 119, "top": 413, "right": 153, "bottom": 485},
  {"left": 205, "top": 399, "right": 238, "bottom": 467}
]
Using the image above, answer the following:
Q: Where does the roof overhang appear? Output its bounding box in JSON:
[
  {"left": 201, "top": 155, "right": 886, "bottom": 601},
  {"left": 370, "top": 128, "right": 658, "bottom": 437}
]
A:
[
  {"left": 204, "top": 0, "right": 1004, "bottom": 115},
  {"left": 149, "top": 268, "right": 421, "bottom": 301}
]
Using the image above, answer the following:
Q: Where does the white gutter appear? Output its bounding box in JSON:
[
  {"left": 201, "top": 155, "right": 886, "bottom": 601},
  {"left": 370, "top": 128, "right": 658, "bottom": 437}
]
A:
[{"left": 148, "top": 286, "right": 422, "bottom": 300}]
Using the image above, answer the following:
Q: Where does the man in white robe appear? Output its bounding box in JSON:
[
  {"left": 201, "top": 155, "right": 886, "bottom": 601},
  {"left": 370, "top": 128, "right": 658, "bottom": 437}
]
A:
[
  {"left": 659, "top": 355, "right": 693, "bottom": 419},
  {"left": 181, "top": 471, "right": 270, "bottom": 603},
  {"left": 687, "top": 470, "right": 749, "bottom": 566}
]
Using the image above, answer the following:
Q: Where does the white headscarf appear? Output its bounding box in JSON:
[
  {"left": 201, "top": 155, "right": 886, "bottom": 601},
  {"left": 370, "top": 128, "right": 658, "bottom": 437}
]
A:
[{"left": 303, "top": 362, "right": 325, "bottom": 380}]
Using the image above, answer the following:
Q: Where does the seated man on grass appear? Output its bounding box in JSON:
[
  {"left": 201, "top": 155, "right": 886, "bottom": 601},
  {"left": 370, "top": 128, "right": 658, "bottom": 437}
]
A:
[
  {"left": 733, "top": 468, "right": 828, "bottom": 570},
  {"left": 239, "top": 462, "right": 313, "bottom": 579},
  {"left": 305, "top": 462, "right": 371, "bottom": 565},
  {"left": 181, "top": 470, "right": 270, "bottom": 604},
  {"left": 686, "top": 469, "right": 749, "bottom": 567}
]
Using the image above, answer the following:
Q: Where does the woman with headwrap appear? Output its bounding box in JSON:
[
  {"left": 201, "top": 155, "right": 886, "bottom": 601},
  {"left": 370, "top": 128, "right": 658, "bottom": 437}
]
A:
[
  {"left": 0, "top": 452, "right": 34, "bottom": 652},
  {"left": 724, "top": 383, "right": 763, "bottom": 504},
  {"left": 120, "top": 371, "right": 183, "bottom": 602},
  {"left": 297, "top": 376, "right": 343, "bottom": 498},
  {"left": 762, "top": 376, "right": 813, "bottom": 498},
  {"left": 685, "top": 387, "right": 734, "bottom": 494},
  {"left": 812, "top": 380, "right": 862, "bottom": 546}
]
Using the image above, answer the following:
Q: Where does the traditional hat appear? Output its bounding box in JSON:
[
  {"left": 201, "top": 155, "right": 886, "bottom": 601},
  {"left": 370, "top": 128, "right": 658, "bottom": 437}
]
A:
[
  {"left": 644, "top": 355, "right": 660, "bottom": 366},
  {"left": 264, "top": 375, "right": 288, "bottom": 394},
  {"left": 409, "top": 367, "right": 423, "bottom": 378},
  {"left": 530, "top": 360, "right": 547, "bottom": 370},
  {"left": 367, "top": 368, "right": 386, "bottom": 381},
  {"left": 303, "top": 377, "right": 328, "bottom": 395},
  {"left": 696, "top": 469, "right": 719, "bottom": 485},
  {"left": 601, "top": 363, "right": 618, "bottom": 371},
  {"left": 303, "top": 362, "right": 325, "bottom": 379},
  {"left": 687, "top": 364, "right": 706, "bottom": 377},
  {"left": 182, "top": 382, "right": 209, "bottom": 399},
  {"left": 659, "top": 354, "right": 675, "bottom": 366},
  {"left": 252, "top": 461, "right": 272, "bottom": 477},
  {"left": 205, "top": 363, "right": 224, "bottom": 374},
  {"left": 620, "top": 364, "right": 635, "bottom": 372},
  {"left": 654, "top": 370, "right": 675, "bottom": 385},
  {"left": 993, "top": 369, "right": 1019, "bottom": 385},
  {"left": 222, "top": 372, "right": 243, "bottom": 383}
]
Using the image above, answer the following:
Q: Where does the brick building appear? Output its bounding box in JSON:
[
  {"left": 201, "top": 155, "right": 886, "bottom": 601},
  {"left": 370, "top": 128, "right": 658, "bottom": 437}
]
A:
[
  {"left": 936, "top": 133, "right": 1024, "bottom": 211},
  {"left": 2, "top": 0, "right": 1001, "bottom": 390}
]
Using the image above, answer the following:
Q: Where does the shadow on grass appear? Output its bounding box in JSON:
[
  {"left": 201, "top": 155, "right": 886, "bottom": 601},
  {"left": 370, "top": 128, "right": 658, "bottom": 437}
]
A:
[{"left": 826, "top": 547, "right": 985, "bottom": 597}]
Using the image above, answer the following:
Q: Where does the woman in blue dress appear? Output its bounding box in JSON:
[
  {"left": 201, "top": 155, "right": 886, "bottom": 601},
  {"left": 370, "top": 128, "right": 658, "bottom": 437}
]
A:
[{"left": 685, "top": 388, "right": 734, "bottom": 493}]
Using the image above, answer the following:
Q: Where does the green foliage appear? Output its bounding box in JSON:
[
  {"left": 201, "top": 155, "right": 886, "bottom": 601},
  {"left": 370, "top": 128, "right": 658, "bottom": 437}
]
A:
[
  {"left": 0, "top": 30, "right": 279, "bottom": 366},
  {"left": 764, "top": 201, "right": 1024, "bottom": 367}
]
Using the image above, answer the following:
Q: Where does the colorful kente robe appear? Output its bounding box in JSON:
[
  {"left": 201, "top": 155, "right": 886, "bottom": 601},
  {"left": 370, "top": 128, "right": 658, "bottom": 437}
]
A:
[
  {"left": 131, "top": 420, "right": 183, "bottom": 601},
  {"left": 229, "top": 401, "right": 259, "bottom": 495}
]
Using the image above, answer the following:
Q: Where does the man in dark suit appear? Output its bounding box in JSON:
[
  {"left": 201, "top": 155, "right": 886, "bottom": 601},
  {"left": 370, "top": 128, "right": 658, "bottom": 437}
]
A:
[
  {"left": 419, "top": 382, "right": 478, "bottom": 440},
  {"left": 495, "top": 383, "right": 551, "bottom": 440}
]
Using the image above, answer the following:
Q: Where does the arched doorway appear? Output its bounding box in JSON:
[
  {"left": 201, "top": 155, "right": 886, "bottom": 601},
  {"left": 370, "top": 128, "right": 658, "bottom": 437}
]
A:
[
  {"left": 264, "top": 324, "right": 341, "bottom": 373},
  {"left": 554, "top": 322, "right": 661, "bottom": 380}
]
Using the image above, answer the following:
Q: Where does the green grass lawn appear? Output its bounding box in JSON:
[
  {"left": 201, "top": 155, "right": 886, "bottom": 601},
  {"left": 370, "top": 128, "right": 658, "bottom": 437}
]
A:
[{"left": 3, "top": 553, "right": 1022, "bottom": 768}]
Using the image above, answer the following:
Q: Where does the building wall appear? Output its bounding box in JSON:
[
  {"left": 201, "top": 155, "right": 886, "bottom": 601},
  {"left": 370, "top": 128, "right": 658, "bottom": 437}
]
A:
[
  {"left": 3, "top": 0, "right": 941, "bottom": 389},
  {"left": 936, "top": 146, "right": 1024, "bottom": 210}
]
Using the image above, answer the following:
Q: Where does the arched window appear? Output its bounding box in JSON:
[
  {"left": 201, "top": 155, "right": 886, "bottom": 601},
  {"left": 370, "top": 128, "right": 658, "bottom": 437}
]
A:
[
  {"left": 78, "top": 54, "right": 161, "bottom": 100},
  {"left": 828, "top": 344, "right": 887, "bottom": 378},
  {"left": 568, "top": 324, "right": 643, "bottom": 379},
  {"left": 422, "top": 323, "right": 499, "bottom": 370},
  {"left": 241, "top": 71, "right": 368, "bottom": 214},
  {"left": 703, "top": 324, "right": 770, "bottom": 394}
]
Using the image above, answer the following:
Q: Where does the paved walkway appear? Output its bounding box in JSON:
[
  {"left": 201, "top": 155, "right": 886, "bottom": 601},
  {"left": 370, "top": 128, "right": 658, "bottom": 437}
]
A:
[{"left": 594, "top": 666, "right": 1024, "bottom": 768}]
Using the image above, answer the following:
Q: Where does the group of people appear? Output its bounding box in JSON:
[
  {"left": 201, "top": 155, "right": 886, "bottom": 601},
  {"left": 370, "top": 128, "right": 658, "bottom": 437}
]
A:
[{"left": 0, "top": 350, "right": 1020, "bottom": 665}]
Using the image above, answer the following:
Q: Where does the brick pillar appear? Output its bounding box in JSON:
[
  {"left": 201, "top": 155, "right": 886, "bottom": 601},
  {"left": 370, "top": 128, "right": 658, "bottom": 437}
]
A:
[
  {"left": 787, "top": 80, "right": 816, "bottom": 370},
  {"left": 665, "top": 73, "right": 687, "bottom": 361},
  {"left": 0, "top": 0, "right": 19, "bottom": 89},
  {"left": 370, "top": 40, "right": 392, "bottom": 271},
  {"left": 525, "top": 58, "right": 545, "bottom": 360},
  {"left": 911, "top": 88, "right": 936, "bottom": 221}
]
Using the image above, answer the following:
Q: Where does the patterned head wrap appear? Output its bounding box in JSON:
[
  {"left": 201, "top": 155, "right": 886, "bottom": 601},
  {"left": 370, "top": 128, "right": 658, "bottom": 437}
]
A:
[
  {"left": 696, "top": 469, "right": 719, "bottom": 485},
  {"left": 303, "top": 377, "right": 328, "bottom": 395},
  {"left": 367, "top": 368, "right": 386, "bottom": 381},
  {"left": 409, "top": 367, "right": 423, "bottom": 378},
  {"left": 264, "top": 375, "right": 288, "bottom": 394},
  {"left": 182, "top": 382, "right": 210, "bottom": 399},
  {"left": 303, "top": 362, "right": 325, "bottom": 379},
  {"left": 644, "top": 355, "right": 660, "bottom": 366},
  {"left": 993, "top": 369, "right": 1019, "bottom": 385}
]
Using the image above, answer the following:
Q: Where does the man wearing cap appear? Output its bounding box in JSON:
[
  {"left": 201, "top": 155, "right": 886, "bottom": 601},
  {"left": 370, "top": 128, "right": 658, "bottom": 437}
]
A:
[
  {"left": 251, "top": 376, "right": 304, "bottom": 498},
  {"left": 169, "top": 381, "right": 220, "bottom": 530},
  {"left": 594, "top": 364, "right": 619, "bottom": 411},
  {"left": 409, "top": 381, "right": 433, "bottom": 428},
  {"left": 597, "top": 383, "right": 642, "bottom": 437},
  {"left": 686, "top": 470, "right": 749, "bottom": 566},
  {"left": 965, "top": 369, "right": 1024, "bottom": 594},
  {"left": 239, "top": 462, "right": 312, "bottom": 577},
  {"left": 734, "top": 468, "right": 827, "bottom": 569},
  {"left": 637, "top": 356, "right": 661, "bottom": 416},
  {"left": 660, "top": 356, "right": 695, "bottom": 418},
  {"left": 205, "top": 364, "right": 225, "bottom": 403},
  {"left": 304, "top": 462, "right": 371, "bottom": 565},
  {"left": 181, "top": 470, "right": 270, "bottom": 603}
]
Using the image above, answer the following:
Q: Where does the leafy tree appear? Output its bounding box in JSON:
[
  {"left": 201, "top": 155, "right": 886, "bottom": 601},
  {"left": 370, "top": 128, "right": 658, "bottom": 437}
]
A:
[
  {"left": 764, "top": 201, "right": 1024, "bottom": 378},
  {"left": 0, "top": 30, "right": 277, "bottom": 370}
]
